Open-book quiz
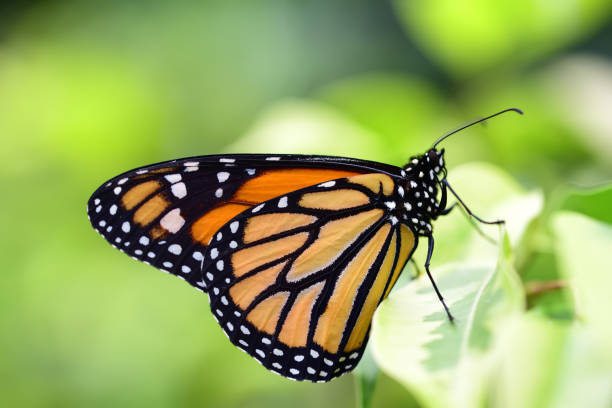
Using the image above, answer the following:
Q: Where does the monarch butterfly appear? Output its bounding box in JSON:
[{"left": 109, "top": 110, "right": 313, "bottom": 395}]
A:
[{"left": 87, "top": 108, "right": 522, "bottom": 382}]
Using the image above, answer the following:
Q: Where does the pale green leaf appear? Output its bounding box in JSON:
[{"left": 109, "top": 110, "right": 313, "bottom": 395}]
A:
[
  {"left": 552, "top": 212, "right": 612, "bottom": 362},
  {"left": 371, "top": 231, "right": 524, "bottom": 408},
  {"left": 487, "top": 314, "right": 570, "bottom": 408}
]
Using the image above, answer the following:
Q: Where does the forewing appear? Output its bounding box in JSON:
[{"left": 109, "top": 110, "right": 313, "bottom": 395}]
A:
[
  {"left": 201, "top": 173, "right": 417, "bottom": 382},
  {"left": 87, "top": 155, "right": 373, "bottom": 289}
]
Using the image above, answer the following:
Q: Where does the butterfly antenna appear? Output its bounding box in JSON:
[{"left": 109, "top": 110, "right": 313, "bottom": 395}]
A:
[{"left": 432, "top": 108, "right": 523, "bottom": 149}]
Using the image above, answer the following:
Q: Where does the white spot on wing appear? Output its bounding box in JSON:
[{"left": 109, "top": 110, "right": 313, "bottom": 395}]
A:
[
  {"left": 217, "top": 172, "right": 230, "bottom": 182},
  {"left": 219, "top": 158, "right": 235, "bottom": 163},
  {"left": 160, "top": 209, "right": 185, "bottom": 233},
  {"left": 168, "top": 244, "right": 182, "bottom": 255},
  {"left": 165, "top": 174, "right": 182, "bottom": 183},
  {"left": 230, "top": 221, "right": 239, "bottom": 233},
  {"left": 215, "top": 188, "right": 223, "bottom": 198},
  {"left": 121, "top": 222, "right": 131, "bottom": 233},
  {"left": 278, "top": 196, "right": 288, "bottom": 208},
  {"left": 171, "top": 182, "right": 187, "bottom": 199},
  {"left": 210, "top": 248, "right": 219, "bottom": 259}
]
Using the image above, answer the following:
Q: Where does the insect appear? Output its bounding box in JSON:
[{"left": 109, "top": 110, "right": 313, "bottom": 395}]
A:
[{"left": 87, "top": 108, "right": 521, "bottom": 382}]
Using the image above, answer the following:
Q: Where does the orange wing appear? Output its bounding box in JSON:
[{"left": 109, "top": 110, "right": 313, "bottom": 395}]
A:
[{"left": 201, "top": 173, "right": 417, "bottom": 382}]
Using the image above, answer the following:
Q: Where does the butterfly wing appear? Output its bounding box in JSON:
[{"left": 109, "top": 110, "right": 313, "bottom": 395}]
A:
[
  {"left": 87, "top": 154, "right": 399, "bottom": 289},
  {"left": 202, "top": 173, "right": 417, "bottom": 382}
]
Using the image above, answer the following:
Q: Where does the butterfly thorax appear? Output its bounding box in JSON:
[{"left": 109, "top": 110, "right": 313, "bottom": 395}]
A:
[{"left": 399, "top": 148, "right": 446, "bottom": 236}]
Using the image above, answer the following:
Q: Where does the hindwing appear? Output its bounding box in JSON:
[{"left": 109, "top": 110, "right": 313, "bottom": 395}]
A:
[{"left": 201, "top": 173, "right": 417, "bottom": 381}]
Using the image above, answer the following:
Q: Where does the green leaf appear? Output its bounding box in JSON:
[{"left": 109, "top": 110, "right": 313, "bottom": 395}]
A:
[
  {"left": 490, "top": 209, "right": 612, "bottom": 408},
  {"left": 552, "top": 211, "right": 612, "bottom": 361},
  {"left": 353, "top": 346, "right": 379, "bottom": 408},
  {"left": 559, "top": 184, "right": 612, "bottom": 225},
  {"left": 487, "top": 313, "right": 570, "bottom": 408},
  {"left": 370, "top": 230, "right": 524, "bottom": 408}
]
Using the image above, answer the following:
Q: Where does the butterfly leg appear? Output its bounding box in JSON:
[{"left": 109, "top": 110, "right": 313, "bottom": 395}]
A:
[
  {"left": 438, "top": 202, "right": 458, "bottom": 216},
  {"left": 442, "top": 179, "right": 505, "bottom": 225},
  {"left": 424, "top": 234, "right": 455, "bottom": 323},
  {"left": 441, "top": 201, "right": 497, "bottom": 245}
]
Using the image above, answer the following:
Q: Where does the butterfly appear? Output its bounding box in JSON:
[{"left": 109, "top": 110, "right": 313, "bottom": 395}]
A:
[{"left": 87, "top": 108, "right": 522, "bottom": 382}]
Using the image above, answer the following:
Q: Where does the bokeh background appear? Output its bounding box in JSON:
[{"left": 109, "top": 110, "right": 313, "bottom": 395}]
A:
[{"left": 1, "top": 1, "right": 611, "bottom": 407}]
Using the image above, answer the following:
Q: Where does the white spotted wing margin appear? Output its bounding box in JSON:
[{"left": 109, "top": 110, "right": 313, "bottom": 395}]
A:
[
  {"left": 201, "top": 174, "right": 417, "bottom": 382},
  {"left": 87, "top": 156, "right": 266, "bottom": 290},
  {"left": 87, "top": 154, "right": 405, "bottom": 291}
]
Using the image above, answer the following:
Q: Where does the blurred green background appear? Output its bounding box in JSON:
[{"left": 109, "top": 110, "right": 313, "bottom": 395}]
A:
[{"left": 1, "top": 1, "right": 611, "bottom": 407}]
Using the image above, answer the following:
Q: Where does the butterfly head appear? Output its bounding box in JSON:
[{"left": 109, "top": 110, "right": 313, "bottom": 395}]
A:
[{"left": 400, "top": 148, "right": 447, "bottom": 234}]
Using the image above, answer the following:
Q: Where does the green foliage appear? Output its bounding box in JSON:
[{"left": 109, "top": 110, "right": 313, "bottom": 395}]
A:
[
  {"left": 393, "top": 0, "right": 612, "bottom": 77},
  {"left": 1, "top": 1, "right": 611, "bottom": 407},
  {"left": 370, "top": 164, "right": 612, "bottom": 408}
]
